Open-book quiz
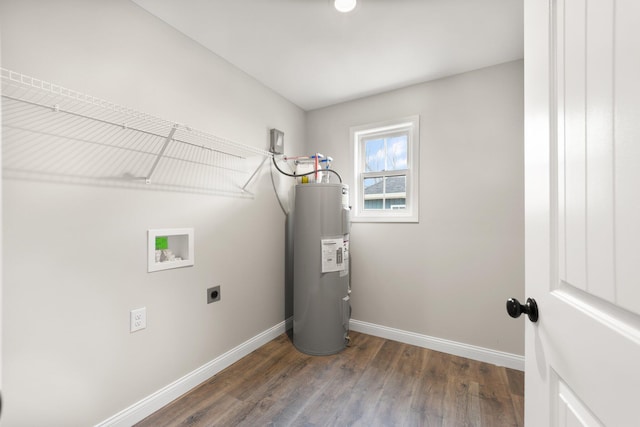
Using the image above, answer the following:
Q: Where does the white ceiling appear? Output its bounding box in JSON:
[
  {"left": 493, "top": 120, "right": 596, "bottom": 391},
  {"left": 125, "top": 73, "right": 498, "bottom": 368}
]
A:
[{"left": 133, "top": 0, "right": 523, "bottom": 111}]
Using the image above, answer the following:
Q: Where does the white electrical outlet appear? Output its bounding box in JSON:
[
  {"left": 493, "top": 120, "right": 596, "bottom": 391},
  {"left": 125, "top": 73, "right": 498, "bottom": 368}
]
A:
[{"left": 130, "top": 307, "right": 146, "bottom": 333}]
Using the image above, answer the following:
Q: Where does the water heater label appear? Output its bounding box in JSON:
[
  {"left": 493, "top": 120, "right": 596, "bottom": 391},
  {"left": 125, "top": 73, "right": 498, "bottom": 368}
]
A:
[
  {"left": 321, "top": 237, "right": 346, "bottom": 273},
  {"left": 340, "top": 236, "right": 350, "bottom": 277}
]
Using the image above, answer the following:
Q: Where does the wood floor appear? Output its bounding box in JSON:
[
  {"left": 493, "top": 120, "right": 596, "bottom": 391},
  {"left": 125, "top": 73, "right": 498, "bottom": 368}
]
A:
[{"left": 136, "top": 331, "right": 524, "bottom": 427}]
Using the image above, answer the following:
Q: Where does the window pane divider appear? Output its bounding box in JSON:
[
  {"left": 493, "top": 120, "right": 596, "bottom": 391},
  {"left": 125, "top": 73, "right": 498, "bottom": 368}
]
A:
[{"left": 361, "top": 169, "right": 408, "bottom": 179}]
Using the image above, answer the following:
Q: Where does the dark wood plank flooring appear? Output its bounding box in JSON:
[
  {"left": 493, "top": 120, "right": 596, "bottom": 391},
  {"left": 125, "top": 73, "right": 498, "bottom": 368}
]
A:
[{"left": 136, "top": 331, "right": 524, "bottom": 427}]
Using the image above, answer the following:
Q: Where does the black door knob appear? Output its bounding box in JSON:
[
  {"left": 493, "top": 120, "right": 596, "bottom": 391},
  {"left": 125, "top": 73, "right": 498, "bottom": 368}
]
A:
[{"left": 506, "top": 297, "right": 539, "bottom": 323}]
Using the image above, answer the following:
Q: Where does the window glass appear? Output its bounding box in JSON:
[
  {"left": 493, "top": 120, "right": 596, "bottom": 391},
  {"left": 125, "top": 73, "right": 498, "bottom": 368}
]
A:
[
  {"left": 364, "top": 138, "right": 385, "bottom": 172},
  {"left": 386, "top": 135, "right": 408, "bottom": 171},
  {"left": 363, "top": 175, "right": 406, "bottom": 211}
]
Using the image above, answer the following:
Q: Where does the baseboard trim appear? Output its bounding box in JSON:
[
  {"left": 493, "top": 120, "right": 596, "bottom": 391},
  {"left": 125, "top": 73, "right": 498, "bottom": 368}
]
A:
[
  {"left": 97, "top": 317, "right": 521, "bottom": 426},
  {"left": 349, "top": 319, "right": 524, "bottom": 371},
  {"left": 96, "top": 317, "right": 292, "bottom": 427}
]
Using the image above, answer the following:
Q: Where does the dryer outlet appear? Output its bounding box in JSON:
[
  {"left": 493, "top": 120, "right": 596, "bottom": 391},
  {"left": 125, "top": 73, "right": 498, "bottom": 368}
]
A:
[{"left": 207, "top": 286, "right": 221, "bottom": 303}]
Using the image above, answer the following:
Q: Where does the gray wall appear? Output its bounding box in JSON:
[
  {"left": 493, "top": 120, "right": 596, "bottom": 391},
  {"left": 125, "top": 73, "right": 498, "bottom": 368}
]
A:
[
  {"left": 306, "top": 60, "right": 525, "bottom": 355},
  {"left": 1, "top": 0, "right": 302, "bottom": 425}
]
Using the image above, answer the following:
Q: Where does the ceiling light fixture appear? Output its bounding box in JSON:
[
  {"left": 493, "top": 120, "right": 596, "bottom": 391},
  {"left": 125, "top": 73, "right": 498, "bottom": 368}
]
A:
[{"left": 334, "top": 0, "right": 356, "bottom": 13}]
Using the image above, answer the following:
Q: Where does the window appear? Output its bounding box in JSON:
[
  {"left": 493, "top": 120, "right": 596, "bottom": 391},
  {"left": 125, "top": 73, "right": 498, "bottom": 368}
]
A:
[{"left": 351, "top": 116, "right": 419, "bottom": 222}]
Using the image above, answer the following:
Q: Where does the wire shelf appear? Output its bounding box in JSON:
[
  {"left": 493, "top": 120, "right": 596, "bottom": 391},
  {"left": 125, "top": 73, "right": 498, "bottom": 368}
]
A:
[{"left": 1, "top": 68, "right": 272, "bottom": 196}]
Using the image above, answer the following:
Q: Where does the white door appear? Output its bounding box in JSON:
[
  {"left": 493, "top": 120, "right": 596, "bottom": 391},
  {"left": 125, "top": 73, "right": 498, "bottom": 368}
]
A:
[
  {"left": 0, "top": 32, "right": 3, "bottom": 415},
  {"left": 524, "top": 0, "right": 640, "bottom": 426}
]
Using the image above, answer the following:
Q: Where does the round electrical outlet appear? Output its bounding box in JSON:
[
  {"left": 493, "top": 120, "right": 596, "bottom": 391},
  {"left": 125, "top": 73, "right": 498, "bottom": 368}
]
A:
[{"left": 207, "top": 286, "right": 221, "bottom": 303}]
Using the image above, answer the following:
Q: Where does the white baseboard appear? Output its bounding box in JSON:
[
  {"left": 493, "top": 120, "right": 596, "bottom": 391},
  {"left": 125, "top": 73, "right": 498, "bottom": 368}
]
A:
[
  {"left": 97, "top": 317, "right": 521, "bottom": 426},
  {"left": 96, "top": 317, "right": 292, "bottom": 427},
  {"left": 349, "top": 319, "right": 524, "bottom": 371}
]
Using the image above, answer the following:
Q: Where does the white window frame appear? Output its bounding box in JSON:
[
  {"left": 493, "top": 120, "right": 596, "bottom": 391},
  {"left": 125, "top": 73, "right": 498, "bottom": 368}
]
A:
[{"left": 350, "top": 115, "right": 419, "bottom": 223}]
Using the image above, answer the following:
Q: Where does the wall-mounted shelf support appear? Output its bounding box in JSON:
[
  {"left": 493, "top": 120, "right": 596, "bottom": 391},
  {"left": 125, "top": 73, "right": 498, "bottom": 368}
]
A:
[
  {"left": 241, "top": 154, "right": 271, "bottom": 194},
  {"left": 146, "top": 125, "right": 177, "bottom": 184}
]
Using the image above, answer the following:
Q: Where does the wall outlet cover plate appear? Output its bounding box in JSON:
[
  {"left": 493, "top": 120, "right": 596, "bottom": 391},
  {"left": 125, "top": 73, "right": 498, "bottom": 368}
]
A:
[{"left": 130, "top": 307, "right": 147, "bottom": 332}]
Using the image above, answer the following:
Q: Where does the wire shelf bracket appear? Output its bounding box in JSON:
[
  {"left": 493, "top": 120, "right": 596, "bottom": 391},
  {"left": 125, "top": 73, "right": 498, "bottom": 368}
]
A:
[
  {"left": 240, "top": 154, "right": 271, "bottom": 195},
  {"left": 1, "top": 68, "right": 272, "bottom": 197},
  {"left": 146, "top": 125, "right": 177, "bottom": 184}
]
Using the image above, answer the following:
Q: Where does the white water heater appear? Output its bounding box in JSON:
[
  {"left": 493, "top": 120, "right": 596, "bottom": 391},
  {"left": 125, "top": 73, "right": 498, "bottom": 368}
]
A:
[{"left": 292, "top": 183, "right": 351, "bottom": 355}]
